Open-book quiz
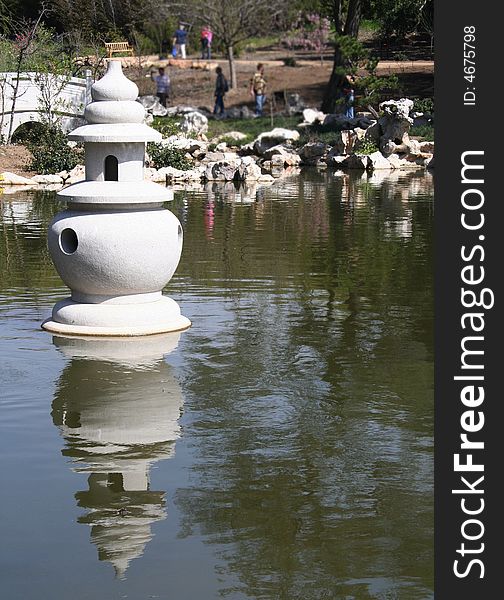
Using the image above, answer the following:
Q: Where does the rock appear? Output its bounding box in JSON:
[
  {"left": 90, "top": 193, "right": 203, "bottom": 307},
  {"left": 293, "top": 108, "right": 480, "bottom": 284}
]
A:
[
  {"left": 203, "top": 151, "right": 227, "bottom": 162},
  {"left": 157, "top": 166, "right": 191, "bottom": 182},
  {"left": 137, "top": 95, "right": 168, "bottom": 117},
  {"left": 285, "top": 93, "right": 305, "bottom": 115},
  {"left": 0, "top": 171, "right": 35, "bottom": 185},
  {"left": 216, "top": 142, "right": 227, "bottom": 151},
  {"left": 56, "top": 170, "right": 69, "bottom": 182},
  {"left": 364, "top": 122, "right": 381, "bottom": 145},
  {"left": 322, "top": 114, "right": 359, "bottom": 131},
  {"left": 419, "top": 141, "right": 434, "bottom": 153},
  {"left": 152, "top": 169, "right": 169, "bottom": 182},
  {"left": 403, "top": 152, "right": 433, "bottom": 167},
  {"left": 387, "top": 154, "right": 409, "bottom": 169},
  {"left": 203, "top": 155, "right": 263, "bottom": 181},
  {"left": 356, "top": 116, "right": 375, "bottom": 129},
  {"left": 213, "top": 131, "right": 247, "bottom": 143},
  {"left": 340, "top": 130, "right": 360, "bottom": 154},
  {"left": 366, "top": 151, "right": 394, "bottom": 171},
  {"left": 342, "top": 154, "right": 368, "bottom": 170},
  {"left": 253, "top": 128, "right": 300, "bottom": 155},
  {"left": 299, "top": 142, "right": 327, "bottom": 165},
  {"left": 160, "top": 136, "right": 208, "bottom": 157},
  {"left": 31, "top": 174, "right": 64, "bottom": 184},
  {"left": 240, "top": 106, "right": 255, "bottom": 119},
  {"left": 65, "top": 164, "right": 85, "bottom": 184},
  {"left": 151, "top": 104, "right": 168, "bottom": 117},
  {"left": 204, "top": 161, "right": 239, "bottom": 181},
  {"left": 166, "top": 105, "right": 203, "bottom": 116},
  {"left": 221, "top": 105, "right": 254, "bottom": 119},
  {"left": 261, "top": 144, "right": 300, "bottom": 164},
  {"left": 144, "top": 167, "right": 160, "bottom": 181},
  {"left": 180, "top": 111, "right": 208, "bottom": 135},
  {"left": 355, "top": 127, "right": 367, "bottom": 138},
  {"left": 378, "top": 98, "right": 414, "bottom": 156},
  {"left": 225, "top": 107, "right": 241, "bottom": 119},
  {"left": 407, "top": 139, "right": 422, "bottom": 155},
  {"left": 236, "top": 157, "right": 262, "bottom": 181},
  {"left": 327, "top": 155, "right": 347, "bottom": 167},
  {"left": 137, "top": 95, "right": 158, "bottom": 111},
  {"left": 144, "top": 113, "right": 154, "bottom": 125},
  {"left": 302, "top": 108, "right": 326, "bottom": 124}
]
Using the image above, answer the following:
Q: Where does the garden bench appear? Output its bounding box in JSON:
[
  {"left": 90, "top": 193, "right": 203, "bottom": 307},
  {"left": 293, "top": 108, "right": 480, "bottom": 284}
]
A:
[{"left": 104, "top": 41, "right": 134, "bottom": 58}]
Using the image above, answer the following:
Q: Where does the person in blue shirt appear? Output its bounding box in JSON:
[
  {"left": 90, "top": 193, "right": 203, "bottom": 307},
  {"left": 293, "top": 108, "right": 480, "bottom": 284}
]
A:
[{"left": 173, "top": 24, "right": 188, "bottom": 59}]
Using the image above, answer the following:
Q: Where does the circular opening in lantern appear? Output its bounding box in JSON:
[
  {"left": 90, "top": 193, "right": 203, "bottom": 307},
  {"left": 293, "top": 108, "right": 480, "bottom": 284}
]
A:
[{"left": 60, "top": 228, "right": 78, "bottom": 255}]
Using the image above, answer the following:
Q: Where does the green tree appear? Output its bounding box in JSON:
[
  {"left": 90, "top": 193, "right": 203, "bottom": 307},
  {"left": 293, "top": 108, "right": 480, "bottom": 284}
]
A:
[{"left": 369, "top": 0, "right": 431, "bottom": 39}]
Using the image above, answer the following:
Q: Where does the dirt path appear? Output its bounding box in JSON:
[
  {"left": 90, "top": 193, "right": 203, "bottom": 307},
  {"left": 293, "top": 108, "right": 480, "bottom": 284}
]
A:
[{"left": 124, "top": 52, "right": 433, "bottom": 113}]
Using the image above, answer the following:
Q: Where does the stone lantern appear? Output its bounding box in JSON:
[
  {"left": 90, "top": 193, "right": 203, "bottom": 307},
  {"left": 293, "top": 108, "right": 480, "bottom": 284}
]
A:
[{"left": 42, "top": 60, "right": 190, "bottom": 336}]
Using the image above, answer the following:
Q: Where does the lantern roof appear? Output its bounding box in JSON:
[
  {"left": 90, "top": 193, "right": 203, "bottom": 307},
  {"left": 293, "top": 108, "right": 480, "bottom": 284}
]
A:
[{"left": 69, "top": 60, "right": 161, "bottom": 143}]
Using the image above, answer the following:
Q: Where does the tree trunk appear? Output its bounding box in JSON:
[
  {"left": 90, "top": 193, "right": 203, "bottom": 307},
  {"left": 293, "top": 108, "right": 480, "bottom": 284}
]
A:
[
  {"left": 344, "top": 0, "right": 362, "bottom": 37},
  {"left": 227, "top": 44, "right": 237, "bottom": 89},
  {"left": 321, "top": 0, "right": 362, "bottom": 114},
  {"left": 321, "top": 45, "right": 345, "bottom": 114}
]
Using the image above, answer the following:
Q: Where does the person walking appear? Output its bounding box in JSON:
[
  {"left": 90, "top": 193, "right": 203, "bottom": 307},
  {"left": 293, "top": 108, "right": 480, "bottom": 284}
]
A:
[
  {"left": 213, "top": 66, "right": 228, "bottom": 116},
  {"left": 151, "top": 67, "right": 170, "bottom": 107},
  {"left": 249, "top": 63, "right": 266, "bottom": 117},
  {"left": 201, "top": 25, "right": 213, "bottom": 60},
  {"left": 173, "top": 24, "right": 188, "bottom": 59}
]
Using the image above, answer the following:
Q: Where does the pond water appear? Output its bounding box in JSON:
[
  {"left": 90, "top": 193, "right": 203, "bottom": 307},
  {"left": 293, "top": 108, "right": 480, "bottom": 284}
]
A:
[{"left": 0, "top": 169, "right": 434, "bottom": 600}]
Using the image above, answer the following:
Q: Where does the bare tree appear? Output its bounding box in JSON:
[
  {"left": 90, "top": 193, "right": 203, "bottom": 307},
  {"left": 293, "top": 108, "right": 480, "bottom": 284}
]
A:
[
  {"left": 168, "top": 0, "right": 289, "bottom": 89},
  {"left": 4, "top": 8, "right": 47, "bottom": 143}
]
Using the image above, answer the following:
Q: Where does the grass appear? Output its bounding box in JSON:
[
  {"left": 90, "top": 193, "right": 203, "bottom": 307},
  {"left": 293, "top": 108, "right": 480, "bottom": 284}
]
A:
[
  {"left": 410, "top": 124, "right": 434, "bottom": 141},
  {"left": 206, "top": 116, "right": 300, "bottom": 142},
  {"left": 152, "top": 115, "right": 301, "bottom": 145},
  {"left": 152, "top": 114, "right": 435, "bottom": 147}
]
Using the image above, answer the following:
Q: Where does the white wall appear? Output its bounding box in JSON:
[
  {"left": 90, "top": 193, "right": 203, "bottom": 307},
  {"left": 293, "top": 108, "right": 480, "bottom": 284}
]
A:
[{"left": 0, "top": 71, "right": 93, "bottom": 139}]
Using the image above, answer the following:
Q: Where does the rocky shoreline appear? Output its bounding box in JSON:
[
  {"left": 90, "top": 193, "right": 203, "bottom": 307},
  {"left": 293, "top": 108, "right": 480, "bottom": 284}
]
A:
[{"left": 1, "top": 98, "right": 433, "bottom": 190}]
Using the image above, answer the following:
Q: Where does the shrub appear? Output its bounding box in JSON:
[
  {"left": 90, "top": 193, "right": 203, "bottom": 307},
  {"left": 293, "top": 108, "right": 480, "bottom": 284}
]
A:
[
  {"left": 154, "top": 119, "right": 183, "bottom": 138},
  {"left": 283, "top": 56, "right": 297, "bottom": 67},
  {"left": 356, "top": 139, "right": 379, "bottom": 155},
  {"left": 217, "top": 135, "right": 249, "bottom": 147},
  {"left": 147, "top": 143, "right": 193, "bottom": 170},
  {"left": 413, "top": 97, "right": 434, "bottom": 115},
  {"left": 393, "top": 51, "right": 409, "bottom": 61},
  {"left": 410, "top": 124, "right": 434, "bottom": 141},
  {"left": 25, "top": 124, "right": 83, "bottom": 174}
]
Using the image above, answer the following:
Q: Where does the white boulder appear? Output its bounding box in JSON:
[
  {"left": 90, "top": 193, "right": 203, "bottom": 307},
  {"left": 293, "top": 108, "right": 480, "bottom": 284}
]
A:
[{"left": 0, "top": 171, "right": 34, "bottom": 185}]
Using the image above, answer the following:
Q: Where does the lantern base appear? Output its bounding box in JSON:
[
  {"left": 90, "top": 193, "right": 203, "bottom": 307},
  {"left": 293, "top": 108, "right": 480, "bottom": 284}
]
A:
[{"left": 42, "top": 296, "right": 191, "bottom": 337}]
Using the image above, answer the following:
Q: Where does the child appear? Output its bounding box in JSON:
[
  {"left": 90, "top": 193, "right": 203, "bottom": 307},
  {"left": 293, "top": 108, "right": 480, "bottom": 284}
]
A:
[{"left": 151, "top": 67, "right": 170, "bottom": 107}]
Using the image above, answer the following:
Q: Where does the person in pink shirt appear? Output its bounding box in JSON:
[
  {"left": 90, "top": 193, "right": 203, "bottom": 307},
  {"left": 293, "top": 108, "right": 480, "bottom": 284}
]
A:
[{"left": 201, "top": 25, "right": 213, "bottom": 60}]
